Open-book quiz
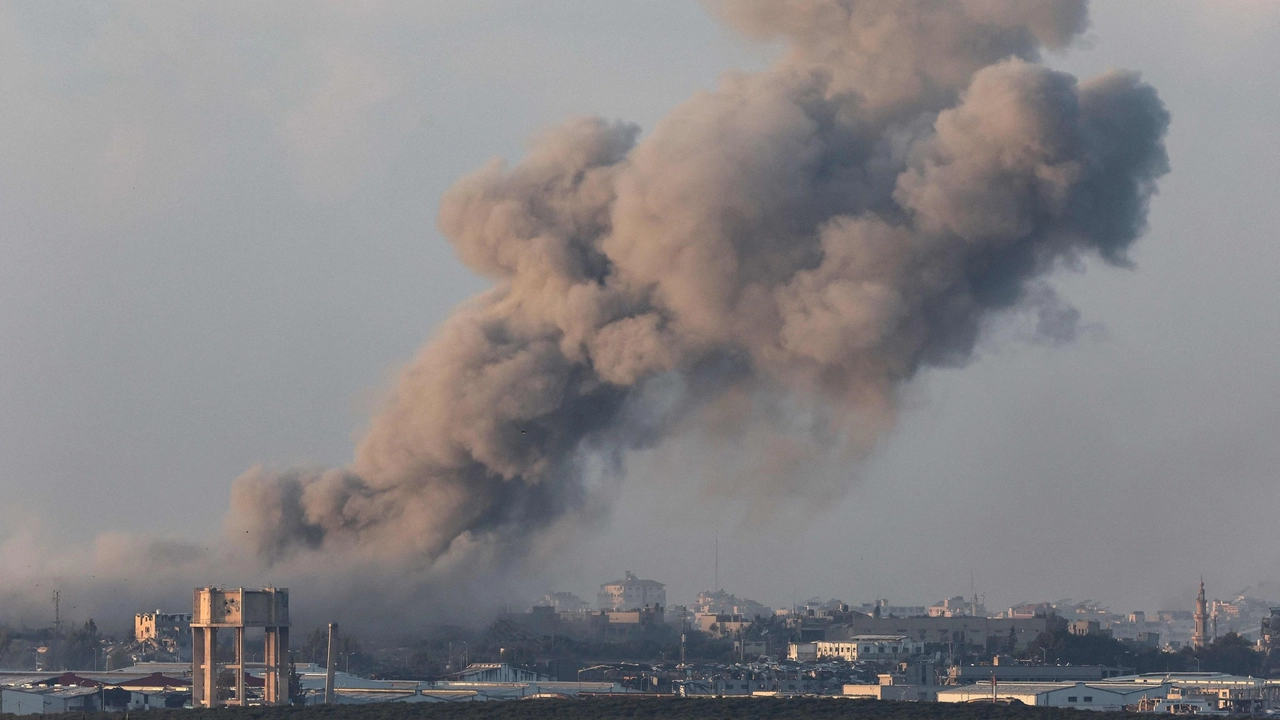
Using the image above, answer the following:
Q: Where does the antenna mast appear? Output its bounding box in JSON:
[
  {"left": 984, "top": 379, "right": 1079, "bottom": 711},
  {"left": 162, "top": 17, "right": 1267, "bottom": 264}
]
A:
[{"left": 714, "top": 532, "right": 719, "bottom": 591}]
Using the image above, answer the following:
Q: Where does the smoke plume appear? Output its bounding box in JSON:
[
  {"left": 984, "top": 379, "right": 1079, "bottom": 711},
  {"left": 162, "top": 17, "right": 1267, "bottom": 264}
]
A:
[{"left": 223, "top": 0, "right": 1168, "bottom": 594}]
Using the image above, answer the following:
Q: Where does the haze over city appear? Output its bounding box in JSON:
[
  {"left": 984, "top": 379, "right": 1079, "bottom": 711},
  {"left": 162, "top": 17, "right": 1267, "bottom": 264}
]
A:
[{"left": 1, "top": 0, "right": 1279, "bottom": 639}]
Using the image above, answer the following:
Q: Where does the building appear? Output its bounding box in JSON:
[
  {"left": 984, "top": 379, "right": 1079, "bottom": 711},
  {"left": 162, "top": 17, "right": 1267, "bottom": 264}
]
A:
[
  {"left": 598, "top": 572, "right": 665, "bottom": 612},
  {"left": 0, "top": 669, "right": 192, "bottom": 715},
  {"left": 599, "top": 605, "right": 666, "bottom": 634},
  {"left": 937, "top": 681, "right": 1170, "bottom": 711},
  {"left": 788, "top": 636, "right": 924, "bottom": 663},
  {"left": 827, "top": 615, "right": 1047, "bottom": 652},
  {"left": 695, "top": 613, "right": 749, "bottom": 639},
  {"left": 1, "top": 687, "right": 102, "bottom": 715},
  {"left": 692, "top": 589, "right": 772, "bottom": 619},
  {"left": 675, "top": 671, "right": 813, "bottom": 697},
  {"left": 445, "top": 664, "right": 546, "bottom": 683},
  {"left": 949, "top": 664, "right": 1131, "bottom": 683},
  {"left": 498, "top": 603, "right": 667, "bottom": 640},
  {"left": 1003, "top": 603, "right": 1053, "bottom": 619},
  {"left": 1069, "top": 620, "right": 1112, "bottom": 637},
  {"left": 293, "top": 664, "right": 635, "bottom": 703},
  {"left": 541, "top": 592, "right": 589, "bottom": 613},
  {"left": 929, "top": 596, "right": 985, "bottom": 618},
  {"left": 134, "top": 611, "right": 192, "bottom": 643},
  {"left": 1261, "top": 607, "right": 1280, "bottom": 667},
  {"left": 857, "top": 601, "right": 930, "bottom": 618},
  {"left": 844, "top": 662, "right": 938, "bottom": 701},
  {"left": 788, "top": 642, "right": 817, "bottom": 662},
  {"left": 1105, "top": 672, "right": 1280, "bottom": 714}
]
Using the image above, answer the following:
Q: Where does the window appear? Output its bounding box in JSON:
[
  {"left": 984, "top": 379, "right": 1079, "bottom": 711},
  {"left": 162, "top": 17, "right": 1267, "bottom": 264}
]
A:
[
  {"left": 1083, "top": 697, "right": 1093, "bottom": 703},
  {"left": 1067, "top": 696, "right": 1077, "bottom": 702}
]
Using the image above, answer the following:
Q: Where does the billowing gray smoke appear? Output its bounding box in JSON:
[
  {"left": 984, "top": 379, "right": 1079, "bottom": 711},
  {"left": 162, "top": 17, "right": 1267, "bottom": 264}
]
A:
[{"left": 229, "top": 0, "right": 1168, "bottom": 577}]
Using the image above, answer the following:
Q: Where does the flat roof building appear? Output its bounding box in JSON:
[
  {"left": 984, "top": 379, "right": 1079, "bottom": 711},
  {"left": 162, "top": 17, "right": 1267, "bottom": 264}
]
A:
[
  {"left": 937, "top": 681, "right": 1170, "bottom": 711},
  {"left": 598, "top": 571, "right": 665, "bottom": 612}
]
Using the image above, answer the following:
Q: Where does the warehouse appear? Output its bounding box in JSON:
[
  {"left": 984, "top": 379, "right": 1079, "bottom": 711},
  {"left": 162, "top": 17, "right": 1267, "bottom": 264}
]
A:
[{"left": 937, "top": 681, "right": 1169, "bottom": 711}]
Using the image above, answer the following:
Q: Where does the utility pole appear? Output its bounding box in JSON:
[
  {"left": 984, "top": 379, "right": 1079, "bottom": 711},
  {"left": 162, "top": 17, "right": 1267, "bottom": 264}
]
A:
[
  {"left": 324, "top": 623, "right": 338, "bottom": 705},
  {"left": 52, "top": 590, "right": 61, "bottom": 635},
  {"left": 680, "top": 608, "right": 687, "bottom": 671}
]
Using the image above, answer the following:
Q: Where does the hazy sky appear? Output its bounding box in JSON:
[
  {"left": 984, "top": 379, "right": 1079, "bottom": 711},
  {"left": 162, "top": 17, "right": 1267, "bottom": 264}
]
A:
[{"left": 2, "top": 1, "right": 1279, "bottom": 624}]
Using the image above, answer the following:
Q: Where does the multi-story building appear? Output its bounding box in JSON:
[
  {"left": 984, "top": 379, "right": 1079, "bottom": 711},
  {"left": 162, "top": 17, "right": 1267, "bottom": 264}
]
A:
[
  {"left": 692, "top": 589, "right": 772, "bottom": 619},
  {"left": 695, "top": 613, "right": 749, "bottom": 639},
  {"left": 134, "top": 610, "right": 192, "bottom": 643},
  {"left": 928, "top": 596, "right": 985, "bottom": 618},
  {"left": 789, "top": 636, "right": 924, "bottom": 663},
  {"left": 542, "top": 592, "right": 590, "bottom": 612},
  {"left": 597, "top": 571, "right": 665, "bottom": 612}
]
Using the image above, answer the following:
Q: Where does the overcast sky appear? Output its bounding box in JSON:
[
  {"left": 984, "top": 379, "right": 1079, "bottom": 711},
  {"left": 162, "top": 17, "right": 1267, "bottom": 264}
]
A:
[{"left": 2, "top": 1, "right": 1279, "bottom": 623}]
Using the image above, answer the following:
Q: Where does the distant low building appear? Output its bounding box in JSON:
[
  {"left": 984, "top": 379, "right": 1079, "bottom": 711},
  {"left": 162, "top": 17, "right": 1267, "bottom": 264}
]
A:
[
  {"left": 446, "top": 664, "right": 546, "bottom": 683},
  {"left": 949, "top": 664, "right": 1132, "bottom": 684},
  {"left": 828, "top": 615, "right": 1047, "bottom": 651},
  {"left": 1004, "top": 603, "right": 1053, "bottom": 619},
  {"left": 692, "top": 589, "right": 772, "bottom": 619},
  {"left": 929, "top": 596, "right": 985, "bottom": 618},
  {"left": 844, "top": 662, "right": 937, "bottom": 701},
  {"left": 600, "top": 604, "right": 666, "bottom": 632},
  {"left": 541, "top": 592, "right": 590, "bottom": 613},
  {"left": 788, "top": 642, "right": 818, "bottom": 662},
  {"left": 792, "top": 635, "right": 924, "bottom": 663},
  {"left": 937, "top": 681, "right": 1170, "bottom": 711},
  {"left": 1069, "top": 620, "right": 1112, "bottom": 637},
  {"left": 2, "top": 687, "right": 101, "bottom": 715},
  {"left": 857, "top": 601, "right": 929, "bottom": 617},
  {"left": 695, "top": 613, "right": 749, "bottom": 638},
  {"left": 1109, "top": 672, "right": 1274, "bottom": 712}
]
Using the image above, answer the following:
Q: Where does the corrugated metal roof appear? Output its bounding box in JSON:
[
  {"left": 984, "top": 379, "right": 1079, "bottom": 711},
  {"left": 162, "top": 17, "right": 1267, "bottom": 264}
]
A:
[
  {"left": 45, "top": 687, "right": 102, "bottom": 699},
  {"left": 938, "top": 682, "right": 1074, "bottom": 696}
]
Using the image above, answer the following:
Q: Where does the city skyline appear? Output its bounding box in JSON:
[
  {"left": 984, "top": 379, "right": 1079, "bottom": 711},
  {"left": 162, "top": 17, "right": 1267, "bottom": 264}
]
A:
[{"left": 0, "top": 1, "right": 1278, "bottom": 628}]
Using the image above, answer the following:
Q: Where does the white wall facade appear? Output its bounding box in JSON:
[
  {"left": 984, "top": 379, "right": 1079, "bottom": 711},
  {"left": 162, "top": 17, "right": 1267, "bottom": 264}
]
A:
[{"left": 938, "top": 682, "right": 1170, "bottom": 710}]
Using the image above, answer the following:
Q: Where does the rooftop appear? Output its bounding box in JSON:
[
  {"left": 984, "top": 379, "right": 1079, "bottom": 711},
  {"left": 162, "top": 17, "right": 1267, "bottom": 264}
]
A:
[{"left": 604, "top": 571, "right": 664, "bottom": 588}]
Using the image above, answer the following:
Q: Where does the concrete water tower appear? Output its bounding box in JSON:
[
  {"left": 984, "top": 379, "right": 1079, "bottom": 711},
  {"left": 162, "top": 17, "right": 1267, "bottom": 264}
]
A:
[{"left": 191, "top": 587, "right": 290, "bottom": 708}]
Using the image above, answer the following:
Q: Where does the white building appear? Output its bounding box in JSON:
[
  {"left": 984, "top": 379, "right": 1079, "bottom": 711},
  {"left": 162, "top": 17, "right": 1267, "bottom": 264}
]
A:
[
  {"left": 597, "top": 571, "right": 665, "bottom": 611},
  {"left": 788, "top": 635, "right": 923, "bottom": 663},
  {"left": 1101, "top": 672, "right": 1274, "bottom": 714},
  {"left": 937, "top": 681, "right": 1170, "bottom": 711},
  {"left": 1, "top": 687, "right": 101, "bottom": 715}
]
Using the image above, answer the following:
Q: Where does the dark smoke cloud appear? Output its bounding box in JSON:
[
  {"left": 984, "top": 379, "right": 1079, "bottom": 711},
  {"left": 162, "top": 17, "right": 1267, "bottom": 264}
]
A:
[{"left": 223, "top": 0, "right": 1168, "bottom": 591}]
